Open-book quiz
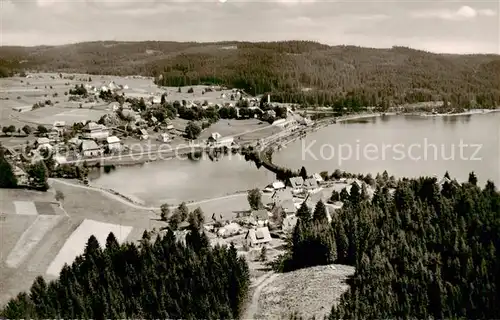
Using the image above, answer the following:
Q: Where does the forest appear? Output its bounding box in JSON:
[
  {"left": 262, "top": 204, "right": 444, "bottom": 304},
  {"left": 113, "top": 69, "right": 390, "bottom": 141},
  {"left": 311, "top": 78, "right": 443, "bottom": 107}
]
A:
[
  {"left": 275, "top": 171, "right": 500, "bottom": 319},
  {"left": 0, "top": 227, "right": 250, "bottom": 319},
  {"left": 1, "top": 41, "right": 499, "bottom": 107}
]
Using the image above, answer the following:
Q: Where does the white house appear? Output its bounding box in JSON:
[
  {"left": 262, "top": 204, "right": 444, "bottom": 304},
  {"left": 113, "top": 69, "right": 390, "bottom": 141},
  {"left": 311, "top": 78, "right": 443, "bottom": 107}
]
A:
[
  {"left": 245, "top": 227, "right": 272, "bottom": 247},
  {"left": 82, "top": 122, "right": 109, "bottom": 140},
  {"left": 139, "top": 129, "right": 149, "bottom": 140},
  {"left": 52, "top": 121, "right": 66, "bottom": 135},
  {"left": 35, "top": 137, "right": 51, "bottom": 150},
  {"left": 157, "top": 133, "right": 170, "bottom": 143},
  {"left": 81, "top": 140, "right": 102, "bottom": 157},
  {"left": 250, "top": 209, "right": 270, "bottom": 226},
  {"left": 303, "top": 178, "right": 320, "bottom": 193},
  {"left": 288, "top": 177, "right": 305, "bottom": 194},
  {"left": 106, "top": 136, "right": 121, "bottom": 152}
]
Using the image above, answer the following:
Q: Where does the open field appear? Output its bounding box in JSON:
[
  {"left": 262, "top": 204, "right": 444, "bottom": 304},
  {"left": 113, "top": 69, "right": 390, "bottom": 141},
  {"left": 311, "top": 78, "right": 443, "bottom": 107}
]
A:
[
  {"left": 46, "top": 219, "right": 133, "bottom": 276},
  {"left": 0, "top": 182, "right": 165, "bottom": 306},
  {"left": 6, "top": 215, "right": 63, "bottom": 268},
  {"left": 253, "top": 264, "right": 355, "bottom": 319},
  {"left": 15, "top": 105, "right": 108, "bottom": 125}
]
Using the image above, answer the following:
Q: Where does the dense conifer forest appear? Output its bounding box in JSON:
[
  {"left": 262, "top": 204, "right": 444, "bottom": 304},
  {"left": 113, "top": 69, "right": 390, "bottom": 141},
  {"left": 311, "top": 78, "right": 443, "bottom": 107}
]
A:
[
  {"left": 0, "top": 228, "right": 250, "bottom": 319},
  {"left": 275, "top": 171, "right": 500, "bottom": 319},
  {"left": 1, "top": 41, "right": 499, "bottom": 107}
]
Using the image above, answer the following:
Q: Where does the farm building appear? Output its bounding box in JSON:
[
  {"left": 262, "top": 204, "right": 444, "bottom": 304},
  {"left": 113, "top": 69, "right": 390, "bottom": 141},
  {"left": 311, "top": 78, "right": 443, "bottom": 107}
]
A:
[
  {"left": 82, "top": 122, "right": 109, "bottom": 140},
  {"left": 81, "top": 140, "right": 102, "bottom": 157},
  {"left": 106, "top": 136, "right": 121, "bottom": 151},
  {"left": 245, "top": 227, "right": 272, "bottom": 247},
  {"left": 250, "top": 209, "right": 270, "bottom": 226}
]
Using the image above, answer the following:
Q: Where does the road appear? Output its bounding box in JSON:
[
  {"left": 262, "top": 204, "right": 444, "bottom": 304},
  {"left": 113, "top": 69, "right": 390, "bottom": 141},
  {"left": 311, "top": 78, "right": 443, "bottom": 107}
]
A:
[
  {"left": 243, "top": 272, "right": 278, "bottom": 320},
  {"left": 49, "top": 178, "right": 248, "bottom": 211}
]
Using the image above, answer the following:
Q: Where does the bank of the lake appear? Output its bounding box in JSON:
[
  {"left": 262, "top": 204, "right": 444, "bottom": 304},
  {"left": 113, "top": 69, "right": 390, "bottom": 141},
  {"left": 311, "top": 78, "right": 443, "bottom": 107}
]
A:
[
  {"left": 273, "top": 112, "right": 500, "bottom": 186},
  {"left": 91, "top": 111, "right": 499, "bottom": 206},
  {"left": 90, "top": 153, "right": 275, "bottom": 206}
]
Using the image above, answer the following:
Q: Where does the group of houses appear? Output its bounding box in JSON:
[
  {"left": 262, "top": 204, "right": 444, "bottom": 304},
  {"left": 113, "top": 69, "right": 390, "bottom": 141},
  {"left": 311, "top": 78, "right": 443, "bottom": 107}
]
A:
[
  {"left": 206, "top": 132, "right": 237, "bottom": 148},
  {"left": 32, "top": 120, "right": 123, "bottom": 163}
]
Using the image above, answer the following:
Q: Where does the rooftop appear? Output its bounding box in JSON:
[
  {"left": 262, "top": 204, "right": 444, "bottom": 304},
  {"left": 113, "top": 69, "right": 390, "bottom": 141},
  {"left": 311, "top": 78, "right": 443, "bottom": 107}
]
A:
[{"left": 81, "top": 140, "right": 100, "bottom": 151}]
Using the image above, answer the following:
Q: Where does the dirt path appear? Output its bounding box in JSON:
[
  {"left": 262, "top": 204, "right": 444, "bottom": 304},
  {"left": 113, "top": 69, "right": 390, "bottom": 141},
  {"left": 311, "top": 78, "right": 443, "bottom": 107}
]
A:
[
  {"left": 243, "top": 272, "right": 278, "bottom": 320},
  {"left": 49, "top": 178, "right": 248, "bottom": 211}
]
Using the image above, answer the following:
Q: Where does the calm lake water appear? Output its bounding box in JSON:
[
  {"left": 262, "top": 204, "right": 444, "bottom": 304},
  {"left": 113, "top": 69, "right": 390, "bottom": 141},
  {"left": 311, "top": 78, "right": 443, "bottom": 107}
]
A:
[
  {"left": 274, "top": 113, "right": 500, "bottom": 187},
  {"left": 93, "top": 113, "right": 500, "bottom": 205}
]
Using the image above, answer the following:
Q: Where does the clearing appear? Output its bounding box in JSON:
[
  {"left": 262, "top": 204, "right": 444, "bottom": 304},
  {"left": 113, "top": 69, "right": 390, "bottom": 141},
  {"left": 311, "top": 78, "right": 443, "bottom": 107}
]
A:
[
  {"left": 251, "top": 264, "right": 355, "bottom": 319},
  {"left": 46, "top": 219, "right": 133, "bottom": 276}
]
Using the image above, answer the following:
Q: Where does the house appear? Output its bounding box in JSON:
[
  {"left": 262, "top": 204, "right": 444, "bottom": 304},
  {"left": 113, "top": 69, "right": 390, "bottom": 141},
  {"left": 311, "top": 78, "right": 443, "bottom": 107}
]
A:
[
  {"left": 282, "top": 215, "right": 298, "bottom": 234},
  {"left": 53, "top": 155, "right": 67, "bottom": 167},
  {"left": 303, "top": 177, "right": 320, "bottom": 193},
  {"left": 271, "top": 188, "right": 293, "bottom": 203},
  {"left": 288, "top": 177, "right": 305, "bottom": 193},
  {"left": 82, "top": 122, "right": 109, "bottom": 140},
  {"left": 139, "top": 129, "right": 149, "bottom": 140},
  {"left": 174, "top": 230, "right": 189, "bottom": 246},
  {"left": 166, "top": 124, "right": 174, "bottom": 131},
  {"left": 250, "top": 209, "right": 270, "bottom": 226},
  {"left": 81, "top": 140, "right": 102, "bottom": 157},
  {"left": 209, "top": 132, "right": 222, "bottom": 142},
  {"left": 35, "top": 137, "right": 51, "bottom": 150},
  {"left": 106, "top": 136, "right": 121, "bottom": 151},
  {"left": 312, "top": 173, "right": 324, "bottom": 183},
  {"left": 52, "top": 121, "right": 66, "bottom": 134},
  {"left": 264, "top": 181, "right": 286, "bottom": 193},
  {"left": 46, "top": 128, "right": 59, "bottom": 141},
  {"left": 245, "top": 227, "right": 272, "bottom": 247},
  {"left": 217, "top": 222, "right": 241, "bottom": 238},
  {"left": 157, "top": 133, "right": 170, "bottom": 143}
]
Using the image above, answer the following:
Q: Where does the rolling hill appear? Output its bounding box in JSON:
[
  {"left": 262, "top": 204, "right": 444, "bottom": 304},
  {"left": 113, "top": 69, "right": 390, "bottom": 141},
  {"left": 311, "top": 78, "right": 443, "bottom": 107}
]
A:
[{"left": 1, "top": 41, "right": 499, "bottom": 106}]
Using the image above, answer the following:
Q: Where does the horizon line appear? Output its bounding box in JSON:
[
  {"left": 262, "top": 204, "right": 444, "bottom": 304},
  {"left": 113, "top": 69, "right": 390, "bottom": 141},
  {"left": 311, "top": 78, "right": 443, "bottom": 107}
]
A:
[{"left": 1, "top": 40, "right": 498, "bottom": 56}]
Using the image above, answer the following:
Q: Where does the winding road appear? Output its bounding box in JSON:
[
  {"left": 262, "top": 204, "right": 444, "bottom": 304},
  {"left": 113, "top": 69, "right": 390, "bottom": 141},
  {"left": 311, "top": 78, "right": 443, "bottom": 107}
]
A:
[
  {"left": 243, "top": 272, "right": 278, "bottom": 320},
  {"left": 49, "top": 178, "right": 248, "bottom": 211}
]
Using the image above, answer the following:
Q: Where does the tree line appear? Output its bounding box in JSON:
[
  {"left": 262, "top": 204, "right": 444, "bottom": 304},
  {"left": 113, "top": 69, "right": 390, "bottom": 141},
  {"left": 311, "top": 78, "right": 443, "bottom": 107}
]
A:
[
  {"left": 3, "top": 41, "right": 499, "bottom": 108},
  {"left": 273, "top": 171, "right": 500, "bottom": 319},
  {"left": 1, "top": 227, "right": 250, "bottom": 319}
]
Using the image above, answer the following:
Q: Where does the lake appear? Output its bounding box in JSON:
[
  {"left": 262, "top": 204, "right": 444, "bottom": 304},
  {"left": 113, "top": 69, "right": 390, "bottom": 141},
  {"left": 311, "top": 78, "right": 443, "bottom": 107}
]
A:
[
  {"left": 274, "top": 112, "right": 500, "bottom": 186},
  {"left": 92, "top": 113, "right": 500, "bottom": 205},
  {"left": 90, "top": 153, "right": 276, "bottom": 206}
]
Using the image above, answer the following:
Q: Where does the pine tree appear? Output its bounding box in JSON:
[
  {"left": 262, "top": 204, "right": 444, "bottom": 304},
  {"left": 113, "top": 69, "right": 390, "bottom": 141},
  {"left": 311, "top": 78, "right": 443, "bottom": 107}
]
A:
[
  {"left": 313, "top": 200, "right": 328, "bottom": 223},
  {"left": 296, "top": 201, "right": 311, "bottom": 220}
]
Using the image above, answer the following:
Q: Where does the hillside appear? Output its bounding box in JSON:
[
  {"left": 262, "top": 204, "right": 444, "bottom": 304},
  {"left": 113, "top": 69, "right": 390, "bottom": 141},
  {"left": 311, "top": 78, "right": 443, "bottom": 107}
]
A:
[{"left": 1, "top": 41, "right": 499, "bottom": 106}]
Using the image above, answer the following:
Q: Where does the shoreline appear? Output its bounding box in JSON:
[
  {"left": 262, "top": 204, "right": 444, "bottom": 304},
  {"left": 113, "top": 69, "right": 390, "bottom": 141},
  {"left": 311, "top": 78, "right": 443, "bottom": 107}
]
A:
[
  {"left": 415, "top": 108, "right": 500, "bottom": 117},
  {"left": 70, "top": 109, "right": 497, "bottom": 208}
]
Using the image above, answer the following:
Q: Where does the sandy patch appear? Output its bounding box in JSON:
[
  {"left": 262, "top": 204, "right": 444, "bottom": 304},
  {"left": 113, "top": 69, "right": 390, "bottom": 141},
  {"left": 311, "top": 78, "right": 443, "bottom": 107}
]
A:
[
  {"left": 46, "top": 219, "right": 133, "bottom": 276},
  {"left": 254, "top": 264, "right": 355, "bottom": 320},
  {"left": 5, "top": 215, "right": 63, "bottom": 268},
  {"left": 14, "top": 201, "right": 38, "bottom": 215}
]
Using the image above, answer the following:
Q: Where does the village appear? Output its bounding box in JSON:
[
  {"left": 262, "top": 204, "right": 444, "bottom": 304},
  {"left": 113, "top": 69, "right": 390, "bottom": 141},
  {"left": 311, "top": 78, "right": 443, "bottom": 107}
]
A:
[
  {"left": 0, "top": 72, "right": 318, "bottom": 181},
  {"left": 0, "top": 72, "right": 358, "bottom": 313}
]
